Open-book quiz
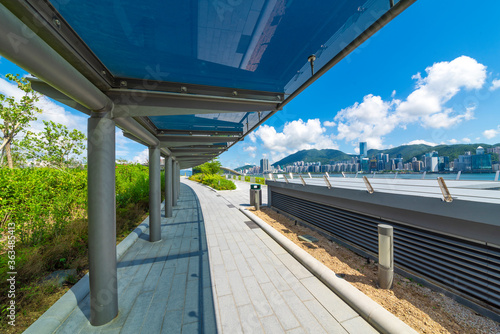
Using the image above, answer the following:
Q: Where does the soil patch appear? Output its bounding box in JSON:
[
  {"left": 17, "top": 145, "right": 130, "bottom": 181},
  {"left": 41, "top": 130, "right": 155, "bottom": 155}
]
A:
[{"left": 252, "top": 207, "right": 500, "bottom": 334}]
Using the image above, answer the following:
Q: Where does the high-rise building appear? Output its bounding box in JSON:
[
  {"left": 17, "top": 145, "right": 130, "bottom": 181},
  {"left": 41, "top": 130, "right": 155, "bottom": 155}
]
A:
[
  {"left": 472, "top": 154, "right": 492, "bottom": 172},
  {"left": 260, "top": 158, "right": 270, "bottom": 173},
  {"left": 476, "top": 146, "right": 485, "bottom": 155},
  {"left": 359, "top": 142, "right": 367, "bottom": 158}
]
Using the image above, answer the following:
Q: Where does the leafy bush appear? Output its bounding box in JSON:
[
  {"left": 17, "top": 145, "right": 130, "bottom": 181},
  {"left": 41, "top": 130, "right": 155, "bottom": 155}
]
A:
[
  {"left": 201, "top": 174, "right": 236, "bottom": 190},
  {"left": 0, "top": 168, "right": 87, "bottom": 245},
  {"left": 115, "top": 164, "right": 150, "bottom": 207},
  {"left": 255, "top": 177, "right": 265, "bottom": 184},
  {"left": 189, "top": 168, "right": 236, "bottom": 190},
  {"left": 0, "top": 164, "right": 154, "bottom": 331}
]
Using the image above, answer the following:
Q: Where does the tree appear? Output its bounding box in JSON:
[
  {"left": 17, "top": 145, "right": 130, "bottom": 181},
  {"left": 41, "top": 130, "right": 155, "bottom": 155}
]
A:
[
  {"left": 0, "top": 74, "right": 42, "bottom": 168},
  {"left": 198, "top": 159, "right": 222, "bottom": 175},
  {"left": 22, "top": 120, "right": 86, "bottom": 168}
]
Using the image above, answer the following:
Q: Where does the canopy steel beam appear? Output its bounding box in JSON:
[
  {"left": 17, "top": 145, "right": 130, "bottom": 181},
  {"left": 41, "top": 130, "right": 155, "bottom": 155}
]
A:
[
  {"left": 170, "top": 148, "right": 227, "bottom": 154},
  {"left": 157, "top": 129, "right": 243, "bottom": 136},
  {"left": 170, "top": 145, "right": 228, "bottom": 151},
  {"left": 172, "top": 151, "right": 221, "bottom": 157},
  {"left": 0, "top": 4, "right": 113, "bottom": 112},
  {"left": 158, "top": 135, "right": 238, "bottom": 143},
  {"left": 109, "top": 89, "right": 279, "bottom": 118}
]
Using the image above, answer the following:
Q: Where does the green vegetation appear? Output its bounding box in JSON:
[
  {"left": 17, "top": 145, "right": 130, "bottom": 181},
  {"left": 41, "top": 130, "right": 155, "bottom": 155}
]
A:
[
  {"left": 0, "top": 164, "right": 154, "bottom": 332},
  {"left": 243, "top": 175, "right": 266, "bottom": 184},
  {"left": 20, "top": 120, "right": 86, "bottom": 168},
  {"left": 0, "top": 74, "right": 42, "bottom": 168},
  {"left": 189, "top": 159, "right": 236, "bottom": 190}
]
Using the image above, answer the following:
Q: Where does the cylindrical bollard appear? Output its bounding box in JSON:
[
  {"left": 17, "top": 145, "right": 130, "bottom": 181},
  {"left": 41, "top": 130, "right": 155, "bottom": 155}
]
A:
[
  {"left": 255, "top": 191, "right": 260, "bottom": 211},
  {"left": 378, "top": 224, "right": 393, "bottom": 289}
]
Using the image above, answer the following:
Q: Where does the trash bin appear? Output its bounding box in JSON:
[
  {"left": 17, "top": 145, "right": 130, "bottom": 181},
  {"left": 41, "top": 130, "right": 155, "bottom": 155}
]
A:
[{"left": 250, "top": 184, "right": 262, "bottom": 207}]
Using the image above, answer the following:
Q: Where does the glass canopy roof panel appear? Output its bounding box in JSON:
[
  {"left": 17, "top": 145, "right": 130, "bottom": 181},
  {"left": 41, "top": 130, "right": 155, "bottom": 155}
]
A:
[
  {"left": 50, "top": 0, "right": 390, "bottom": 94},
  {"left": 150, "top": 110, "right": 271, "bottom": 135}
]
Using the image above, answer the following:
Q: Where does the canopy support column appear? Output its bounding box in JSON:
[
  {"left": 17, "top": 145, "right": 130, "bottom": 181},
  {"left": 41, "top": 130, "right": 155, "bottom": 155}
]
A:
[
  {"left": 149, "top": 146, "right": 161, "bottom": 242},
  {"left": 172, "top": 161, "right": 178, "bottom": 207},
  {"left": 176, "top": 162, "right": 180, "bottom": 200},
  {"left": 87, "top": 112, "right": 118, "bottom": 326},
  {"left": 164, "top": 155, "right": 173, "bottom": 217}
]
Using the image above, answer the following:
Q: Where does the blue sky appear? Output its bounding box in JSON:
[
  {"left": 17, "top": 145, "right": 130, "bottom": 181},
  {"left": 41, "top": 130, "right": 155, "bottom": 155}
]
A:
[{"left": 1, "top": 0, "right": 500, "bottom": 169}]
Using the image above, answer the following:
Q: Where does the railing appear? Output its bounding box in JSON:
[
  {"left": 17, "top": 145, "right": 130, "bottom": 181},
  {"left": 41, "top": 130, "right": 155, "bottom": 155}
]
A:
[{"left": 265, "top": 172, "right": 500, "bottom": 204}]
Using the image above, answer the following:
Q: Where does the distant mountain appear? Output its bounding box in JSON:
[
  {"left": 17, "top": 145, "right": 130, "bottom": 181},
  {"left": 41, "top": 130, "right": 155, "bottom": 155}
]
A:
[
  {"left": 272, "top": 149, "right": 354, "bottom": 167},
  {"left": 234, "top": 164, "right": 256, "bottom": 171},
  {"left": 271, "top": 143, "right": 500, "bottom": 167}
]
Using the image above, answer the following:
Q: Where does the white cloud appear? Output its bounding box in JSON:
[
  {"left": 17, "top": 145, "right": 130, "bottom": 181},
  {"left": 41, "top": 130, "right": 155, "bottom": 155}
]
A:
[
  {"left": 490, "top": 79, "right": 500, "bottom": 91},
  {"left": 323, "top": 121, "right": 336, "bottom": 127},
  {"left": 328, "top": 56, "right": 486, "bottom": 149},
  {"left": 448, "top": 139, "right": 458, "bottom": 144},
  {"left": 243, "top": 146, "right": 257, "bottom": 152},
  {"left": 248, "top": 132, "right": 257, "bottom": 143},
  {"left": 132, "top": 148, "right": 149, "bottom": 163},
  {"left": 335, "top": 94, "right": 399, "bottom": 149},
  {"left": 483, "top": 128, "right": 499, "bottom": 139},
  {"left": 243, "top": 145, "right": 257, "bottom": 158},
  {"left": 404, "top": 139, "right": 438, "bottom": 146},
  {"left": 253, "top": 119, "right": 338, "bottom": 162},
  {"left": 462, "top": 137, "right": 471, "bottom": 143}
]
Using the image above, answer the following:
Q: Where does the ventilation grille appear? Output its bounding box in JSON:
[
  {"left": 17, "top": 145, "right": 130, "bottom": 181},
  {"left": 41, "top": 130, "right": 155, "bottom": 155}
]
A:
[{"left": 271, "top": 191, "right": 500, "bottom": 311}]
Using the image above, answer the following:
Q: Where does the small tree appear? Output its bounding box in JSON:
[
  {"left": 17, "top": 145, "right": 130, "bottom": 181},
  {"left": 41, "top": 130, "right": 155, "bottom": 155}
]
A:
[
  {"left": 199, "top": 159, "right": 222, "bottom": 175},
  {"left": 0, "top": 74, "right": 42, "bottom": 168},
  {"left": 22, "top": 120, "right": 86, "bottom": 168}
]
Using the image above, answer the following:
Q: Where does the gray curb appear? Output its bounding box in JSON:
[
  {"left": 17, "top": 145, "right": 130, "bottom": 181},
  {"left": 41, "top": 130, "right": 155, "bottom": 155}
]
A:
[
  {"left": 240, "top": 208, "right": 418, "bottom": 334},
  {"left": 24, "top": 208, "right": 153, "bottom": 334}
]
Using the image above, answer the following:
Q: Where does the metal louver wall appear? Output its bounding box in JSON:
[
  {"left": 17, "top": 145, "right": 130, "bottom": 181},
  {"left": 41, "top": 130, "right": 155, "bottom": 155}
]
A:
[{"left": 271, "top": 191, "right": 500, "bottom": 314}]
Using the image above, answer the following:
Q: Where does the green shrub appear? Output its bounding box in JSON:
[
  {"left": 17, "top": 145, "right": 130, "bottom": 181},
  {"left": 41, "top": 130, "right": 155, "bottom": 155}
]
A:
[
  {"left": 189, "top": 173, "right": 236, "bottom": 190},
  {"left": 0, "top": 164, "right": 154, "bottom": 331},
  {"left": 255, "top": 177, "right": 265, "bottom": 184}
]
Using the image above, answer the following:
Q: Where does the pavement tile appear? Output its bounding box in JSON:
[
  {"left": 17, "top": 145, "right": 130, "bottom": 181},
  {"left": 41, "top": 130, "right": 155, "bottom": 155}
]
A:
[
  {"left": 260, "top": 282, "right": 300, "bottom": 331},
  {"left": 218, "top": 295, "right": 243, "bottom": 334},
  {"left": 340, "top": 316, "right": 378, "bottom": 334},
  {"left": 300, "top": 276, "right": 358, "bottom": 323},
  {"left": 260, "top": 315, "right": 285, "bottom": 334},
  {"left": 238, "top": 304, "right": 265, "bottom": 334}
]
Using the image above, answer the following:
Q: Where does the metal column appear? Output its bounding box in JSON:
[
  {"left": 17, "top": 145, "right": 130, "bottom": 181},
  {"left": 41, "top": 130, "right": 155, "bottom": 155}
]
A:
[
  {"left": 87, "top": 112, "right": 118, "bottom": 326},
  {"left": 172, "top": 160, "right": 177, "bottom": 207},
  {"left": 149, "top": 146, "right": 161, "bottom": 242},
  {"left": 176, "top": 162, "right": 180, "bottom": 199},
  {"left": 164, "top": 156, "right": 173, "bottom": 217}
]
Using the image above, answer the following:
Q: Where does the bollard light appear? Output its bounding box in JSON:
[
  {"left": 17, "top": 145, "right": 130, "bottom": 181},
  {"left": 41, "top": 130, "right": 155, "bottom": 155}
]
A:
[{"left": 378, "top": 224, "right": 393, "bottom": 289}]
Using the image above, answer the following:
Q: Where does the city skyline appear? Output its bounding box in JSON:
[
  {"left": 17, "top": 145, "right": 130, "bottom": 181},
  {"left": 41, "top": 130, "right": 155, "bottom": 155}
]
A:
[
  {"left": 238, "top": 143, "right": 499, "bottom": 175},
  {"left": 1, "top": 0, "right": 500, "bottom": 169}
]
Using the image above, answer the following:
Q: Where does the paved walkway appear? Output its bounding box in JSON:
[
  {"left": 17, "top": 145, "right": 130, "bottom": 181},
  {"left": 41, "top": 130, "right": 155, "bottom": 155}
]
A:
[
  {"left": 28, "top": 178, "right": 378, "bottom": 333},
  {"left": 189, "top": 178, "right": 377, "bottom": 334}
]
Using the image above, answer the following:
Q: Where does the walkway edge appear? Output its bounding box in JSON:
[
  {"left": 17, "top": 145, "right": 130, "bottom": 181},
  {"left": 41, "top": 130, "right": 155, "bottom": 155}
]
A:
[
  {"left": 24, "top": 215, "right": 151, "bottom": 334},
  {"left": 240, "top": 208, "right": 418, "bottom": 334}
]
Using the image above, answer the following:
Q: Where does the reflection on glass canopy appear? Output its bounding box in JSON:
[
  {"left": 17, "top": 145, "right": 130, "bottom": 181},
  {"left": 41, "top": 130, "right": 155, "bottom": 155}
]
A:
[
  {"left": 50, "top": 0, "right": 389, "bottom": 94},
  {"left": 150, "top": 111, "right": 271, "bottom": 136}
]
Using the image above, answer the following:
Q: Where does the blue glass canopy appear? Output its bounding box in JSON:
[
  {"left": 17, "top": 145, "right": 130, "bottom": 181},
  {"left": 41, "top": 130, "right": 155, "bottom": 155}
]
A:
[
  {"left": 50, "top": 0, "right": 390, "bottom": 94},
  {"left": 0, "top": 0, "right": 413, "bottom": 168}
]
